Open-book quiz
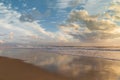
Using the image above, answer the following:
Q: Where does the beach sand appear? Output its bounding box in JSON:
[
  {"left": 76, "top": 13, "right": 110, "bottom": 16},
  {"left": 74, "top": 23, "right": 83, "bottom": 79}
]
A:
[{"left": 0, "top": 57, "right": 71, "bottom": 80}]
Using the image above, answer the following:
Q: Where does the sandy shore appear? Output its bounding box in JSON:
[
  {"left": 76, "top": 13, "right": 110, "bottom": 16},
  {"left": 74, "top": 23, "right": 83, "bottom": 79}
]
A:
[{"left": 0, "top": 57, "right": 71, "bottom": 80}]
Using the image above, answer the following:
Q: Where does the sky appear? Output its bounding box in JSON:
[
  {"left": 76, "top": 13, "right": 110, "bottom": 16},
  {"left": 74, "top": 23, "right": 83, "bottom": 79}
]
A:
[{"left": 0, "top": 0, "right": 120, "bottom": 44}]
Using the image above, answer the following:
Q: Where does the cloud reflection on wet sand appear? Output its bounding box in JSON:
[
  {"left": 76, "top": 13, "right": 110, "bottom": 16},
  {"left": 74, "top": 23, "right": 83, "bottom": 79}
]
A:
[
  {"left": 57, "top": 56, "right": 120, "bottom": 80},
  {"left": 0, "top": 49, "right": 120, "bottom": 80}
]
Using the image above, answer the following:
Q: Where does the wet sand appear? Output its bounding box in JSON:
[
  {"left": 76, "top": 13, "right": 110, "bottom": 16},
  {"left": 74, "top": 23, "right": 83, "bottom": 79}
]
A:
[
  {"left": 0, "top": 57, "right": 70, "bottom": 80},
  {"left": 0, "top": 48, "right": 120, "bottom": 80}
]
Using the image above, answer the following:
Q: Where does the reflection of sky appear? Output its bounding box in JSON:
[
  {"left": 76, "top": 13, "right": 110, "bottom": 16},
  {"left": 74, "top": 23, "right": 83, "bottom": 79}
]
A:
[{"left": 0, "top": 48, "right": 120, "bottom": 80}]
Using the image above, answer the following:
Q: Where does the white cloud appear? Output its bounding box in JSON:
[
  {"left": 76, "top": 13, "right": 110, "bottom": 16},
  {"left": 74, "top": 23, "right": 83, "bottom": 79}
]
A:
[
  {"left": 0, "top": 40, "right": 4, "bottom": 43},
  {"left": 56, "top": 0, "right": 72, "bottom": 9},
  {"left": 9, "top": 32, "right": 14, "bottom": 39},
  {"left": 60, "top": 10, "right": 120, "bottom": 42},
  {"left": 56, "top": 0, "right": 83, "bottom": 9},
  {"left": 56, "top": 0, "right": 120, "bottom": 43},
  {"left": 0, "top": 3, "right": 60, "bottom": 43},
  {"left": 104, "top": 0, "right": 120, "bottom": 22},
  {"left": 1, "top": 1, "right": 120, "bottom": 43},
  {"left": 55, "top": 32, "right": 74, "bottom": 42},
  {"left": 85, "top": 0, "right": 111, "bottom": 15}
]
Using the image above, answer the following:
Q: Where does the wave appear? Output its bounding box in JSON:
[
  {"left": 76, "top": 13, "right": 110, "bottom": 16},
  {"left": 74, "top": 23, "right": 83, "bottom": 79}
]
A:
[{"left": 0, "top": 47, "right": 120, "bottom": 61}]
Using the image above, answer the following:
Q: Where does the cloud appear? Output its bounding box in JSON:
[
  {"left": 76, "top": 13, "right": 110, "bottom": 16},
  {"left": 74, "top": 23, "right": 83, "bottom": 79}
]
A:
[
  {"left": 0, "top": 3, "right": 61, "bottom": 43},
  {"left": 68, "top": 10, "right": 118, "bottom": 31},
  {"left": 85, "top": 0, "right": 111, "bottom": 14},
  {"left": 0, "top": 40, "right": 4, "bottom": 43},
  {"left": 0, "top": 33, "right": 7, "bottom": 36},
  {"left": 56, "top": 0, "right": 83, "bottom": 9},
  {"left": 1, "top": 1, "right": 120, "bottom": 43},
  {"left": 0, "top": 2, "right": 76, "bottom": 43},
  {"left": 104, "top": 0, "right": 120, "bottom": 22},
  {"left": 56, "top": 0, "right": 72, "bottom": 9},
  {"left": 9, "top": 32, "right": 14, "bottom": 39},
  {"left": 58, "top": 0, "right": 120, "bottom": 43},
  {"left": 60, "top": 10, "right": 120, "bottom": 42}
]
